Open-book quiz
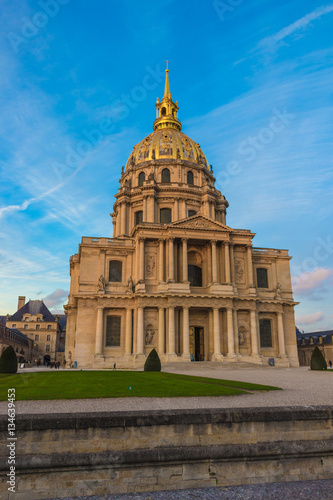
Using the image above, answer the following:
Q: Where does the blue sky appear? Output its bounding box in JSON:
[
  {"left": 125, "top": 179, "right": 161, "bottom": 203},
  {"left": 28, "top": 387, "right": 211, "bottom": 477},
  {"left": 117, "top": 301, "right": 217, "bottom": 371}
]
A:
[{"left": 0, "top": 0, "right": 332, "bottom": 332}]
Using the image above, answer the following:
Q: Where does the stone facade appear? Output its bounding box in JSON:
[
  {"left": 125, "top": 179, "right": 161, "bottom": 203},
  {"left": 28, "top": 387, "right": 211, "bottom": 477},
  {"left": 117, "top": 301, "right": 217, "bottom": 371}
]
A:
[
  {"left": 297, "top": 328, "right": 333, "bottom": 366},
  {"left": 65, "top": 68, "right": 299, "bottom": 369},
  {"left": 1, "top": 407, "right": 332, "bottom": 498}
]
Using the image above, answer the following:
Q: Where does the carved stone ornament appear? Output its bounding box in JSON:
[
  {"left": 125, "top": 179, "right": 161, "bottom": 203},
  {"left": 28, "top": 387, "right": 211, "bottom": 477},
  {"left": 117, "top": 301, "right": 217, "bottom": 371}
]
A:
[
  {"left": 145, "top": 254, "right": 156, "bottom": 277},
  {"left": 235, "top": 260, "right": 244, "bottom": 282}
]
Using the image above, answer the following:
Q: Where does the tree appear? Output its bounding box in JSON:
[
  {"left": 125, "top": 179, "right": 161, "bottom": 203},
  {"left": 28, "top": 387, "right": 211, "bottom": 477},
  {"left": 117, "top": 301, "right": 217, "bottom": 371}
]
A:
[
  {"left": 0, "top": 346, "right": 18, "bottom": 374},
  {"left": 310, "top": 346, "right": 327, "bottom": 371},
  {"left": 144, "top": 349, "right": 161, "bottom": 372}
]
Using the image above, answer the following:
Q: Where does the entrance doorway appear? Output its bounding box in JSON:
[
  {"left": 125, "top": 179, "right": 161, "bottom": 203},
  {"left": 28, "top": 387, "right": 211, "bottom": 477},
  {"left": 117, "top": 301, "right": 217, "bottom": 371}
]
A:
[{"left": 189, "top": 326, "right": 204, "bottom": 361}]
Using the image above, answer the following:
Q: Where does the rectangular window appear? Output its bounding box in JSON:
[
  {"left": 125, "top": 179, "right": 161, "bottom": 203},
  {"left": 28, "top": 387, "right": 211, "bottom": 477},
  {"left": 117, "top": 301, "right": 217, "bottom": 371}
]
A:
[
  {"left": 35, "top": 335, "right": 39, "bottom": 341},
  {"left": 160, "top": 208, "right": 172, "bottom": 224},
  {"left": 12, "top": 324, "right": 16, "bottom": 328},
  {"left": 36, "top": 324, "right": 40, "bottom": 330},
  {"left": 257, "top": 268, "right": 268, "bottom": 288},
  {"left": 24, "top": 324, "right": 28, "bottom": 329},
  {"left": 259, "top": 319, "right": 272, "bottom": 348},
  {"left": 47, "top": 325, "right": 52, "bottom": 330},
  {"left": 106, "top": 316, "right": 121, "bottom": 347},
  {"left": 46, "top": 345, "right": 50, "bottom": 352},
  {"left": 47, "top": 335, "right": 51, "bottom": 341},
  {"left": 109, "top": 261, "right": 122, "bottom": 282}
]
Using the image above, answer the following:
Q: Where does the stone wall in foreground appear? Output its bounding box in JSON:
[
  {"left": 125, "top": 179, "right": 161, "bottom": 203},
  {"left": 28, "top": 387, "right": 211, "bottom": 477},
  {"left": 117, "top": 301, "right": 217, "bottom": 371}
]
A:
[{"left": 1, "top": 407, "right": 333, "bottom": 499}]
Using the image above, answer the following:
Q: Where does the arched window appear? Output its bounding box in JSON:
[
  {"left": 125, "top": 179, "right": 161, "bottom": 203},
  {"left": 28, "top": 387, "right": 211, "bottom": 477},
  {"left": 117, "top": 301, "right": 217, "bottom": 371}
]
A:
[
  {"left": 135, "top": 211, "right": 143, "bottom": 225},
  {"left": 109, "top": 261, "right": 122, "bottom": 282},
  {"left": 161, "top": 168, "right": 170, "bottom": 183},
  {"left": 187, "top": 171, "right": 194, "bottom": 185},
  {"left": 188, "top": 210, "right": 196, "bottom": 217},
  {"left": 188, "top": 251, "right": 202, "bottom": 287},
  {"left": 259, "top": 319, "right": 272, "bottom": 348},
  {"left": 161, "top": 107, "right": 166, "bottom": 116},
  {"left": 160, "top": 208, "right": 172, "bottom": 224},
  {"left": 138, "top": 172, "right": 145, "bottom": 186}
]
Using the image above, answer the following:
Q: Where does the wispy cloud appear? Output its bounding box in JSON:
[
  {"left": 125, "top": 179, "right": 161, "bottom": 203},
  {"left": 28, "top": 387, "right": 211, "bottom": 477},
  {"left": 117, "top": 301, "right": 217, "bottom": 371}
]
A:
[
  {"left": 43, "top": 289, "right": 69, "bottom": 310},
  {"left": 292, "top": 268, "right": 333, "bottom": 296},
  {"left": 296, "top": 311, "right": 325, "bottom": 326}
]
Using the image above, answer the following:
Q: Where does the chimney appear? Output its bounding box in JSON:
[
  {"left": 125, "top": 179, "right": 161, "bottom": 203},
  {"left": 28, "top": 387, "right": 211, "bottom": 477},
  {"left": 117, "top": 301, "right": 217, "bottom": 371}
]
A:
[{"left": 18, "top": 296, "right": 25, "bottom": 311}]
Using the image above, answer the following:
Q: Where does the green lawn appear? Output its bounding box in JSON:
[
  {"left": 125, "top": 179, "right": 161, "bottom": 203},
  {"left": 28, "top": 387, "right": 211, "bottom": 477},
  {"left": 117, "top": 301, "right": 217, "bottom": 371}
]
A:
[{"left": 0, "top": 371, "right": 280, "bottom": 401}]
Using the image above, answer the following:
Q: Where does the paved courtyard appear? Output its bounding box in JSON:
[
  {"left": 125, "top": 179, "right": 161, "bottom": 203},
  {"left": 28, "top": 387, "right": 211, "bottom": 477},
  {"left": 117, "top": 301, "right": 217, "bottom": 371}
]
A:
[{"left": 0, "top": 363, "right": 332, "bottom": 414}]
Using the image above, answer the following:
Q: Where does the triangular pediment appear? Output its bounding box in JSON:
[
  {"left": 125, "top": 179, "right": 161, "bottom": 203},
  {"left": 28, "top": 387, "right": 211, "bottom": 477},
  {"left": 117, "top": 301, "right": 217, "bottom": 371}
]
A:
[{"left": 166, "top": 215, "right": 232, "bottom": 232}]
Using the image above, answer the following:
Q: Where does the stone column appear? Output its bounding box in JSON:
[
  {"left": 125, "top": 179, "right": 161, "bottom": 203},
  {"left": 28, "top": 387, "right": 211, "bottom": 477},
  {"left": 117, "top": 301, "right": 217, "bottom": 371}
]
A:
[
  {"left": 143, "top": 196, "right": 147, "bottom": 222},
  {"left": 125, "top": 308, "right": 132, "bottom": 355},
  {"left": 224, "top": 242, "right": 231, "bottom": 283},
  {"left": 139, "top": 238, "right": 145, "bottom": 282},
  {"left": 250, "top": 310, "right": 259, "bottom": 356},
  {"left": 182, "top": 307, "right": 190, "bottom": 357},
  {"left": 137, "top": 307, "right": 144, "bottom": 355},
  {"left": 247, "top": 245, "right": 254, "bottom": 287},
  {"left": 211, "top": 241, "right": 218, "bottom": 284},
  {"left": 175, "top": 198, "right": 179, "bottom": 220},
  {"left": 277, "top": 312, "right": 286, "bottom": 357},
  {"left": 182, "top": 238, "right": 188, "bottom": 283},
  {"left": 95, "top": 307, "right": 104, "bottom": 355},
  {"left": 168, "top": 238, "right": 175, "bottom": 283},
  {"left": 213, "top": 308, "right": 221, "bottom": 356},
  {"left": 168, "top": 307, "right": 175, "bottom": 354},
  {"left": 230, "top": 244, "right": 235, "bottom": 283},
  {"left": 233, "top": 309, "right": 239, "bottom": 354},
  {"left": 121, "top": 202, "right": 127, "bottom": 235},
  {"left": 226, "top": 308, "right": 235, "bottom": 357},
  {"left": 159, "top": 239, "right": 165, "bottom": 283},
  {"left": 158, "top": 308, "right": 165, "bottom": 354},
  {"left": 149, "top": 195, "right": 155, "bottom": 223},
  {"left": 112, "top": 218, "right": 116, "bottom": 238}
]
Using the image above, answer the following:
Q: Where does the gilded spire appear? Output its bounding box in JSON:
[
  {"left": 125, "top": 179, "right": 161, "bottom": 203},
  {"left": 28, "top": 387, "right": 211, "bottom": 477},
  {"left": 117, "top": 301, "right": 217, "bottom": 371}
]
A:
[
  {"left": 164, "top": 60, "right": 171, "bottom": 98},
  {"left": 154, "top": 61, "right": 181, "bottom": 132}
]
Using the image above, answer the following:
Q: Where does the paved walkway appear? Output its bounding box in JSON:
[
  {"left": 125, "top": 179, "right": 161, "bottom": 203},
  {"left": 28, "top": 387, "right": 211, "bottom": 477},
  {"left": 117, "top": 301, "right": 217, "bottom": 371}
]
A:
[
  {"left": 0, "top": 363, "right": 332, "bottom": 414},
  {"left": 52, "top": 479, "right": 333, "bottom": 499}
]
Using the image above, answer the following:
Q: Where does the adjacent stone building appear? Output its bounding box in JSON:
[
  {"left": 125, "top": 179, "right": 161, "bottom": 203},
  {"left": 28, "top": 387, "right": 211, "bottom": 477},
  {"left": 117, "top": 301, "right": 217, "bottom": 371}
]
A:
[
  {"left": 297, "top": 328, "right": 333, "bottom": 366},
  {"left": 65, "top": 68, "right": 299, "bottom": 369},
  {"left": 6, "top": 297, "right": 65, "bottom": 365},
  {"left": 0, "top": 317, "right": 34, "bottom": 365}
]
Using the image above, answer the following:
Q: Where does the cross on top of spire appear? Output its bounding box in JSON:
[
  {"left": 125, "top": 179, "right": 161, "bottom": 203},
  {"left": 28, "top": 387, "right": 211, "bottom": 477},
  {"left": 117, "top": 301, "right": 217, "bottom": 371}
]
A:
[{"left": 165, "top": 60, "right": 170, "bottom": 70}]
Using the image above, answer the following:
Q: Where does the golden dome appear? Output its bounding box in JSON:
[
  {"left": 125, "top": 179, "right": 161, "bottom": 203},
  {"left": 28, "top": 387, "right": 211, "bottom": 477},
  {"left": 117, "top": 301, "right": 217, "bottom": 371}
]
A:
[
  {"left": 126, "top": 129, "right": 209, "bottom": 170},
  {"left": 126, "top": 64, "right": 210, "bottom": 172}
]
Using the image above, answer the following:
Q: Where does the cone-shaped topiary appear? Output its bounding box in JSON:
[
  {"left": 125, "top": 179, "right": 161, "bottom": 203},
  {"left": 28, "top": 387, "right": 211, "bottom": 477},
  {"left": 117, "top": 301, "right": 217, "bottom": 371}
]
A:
[
  {"left": 144, "top": 348, "right": 161, "bottom": 372},
  {"left": 310, "top": 346, "right": 327, "bottom": 371},
  {"left": 0, "top": 346, "right": 18, "bottom": 374}
]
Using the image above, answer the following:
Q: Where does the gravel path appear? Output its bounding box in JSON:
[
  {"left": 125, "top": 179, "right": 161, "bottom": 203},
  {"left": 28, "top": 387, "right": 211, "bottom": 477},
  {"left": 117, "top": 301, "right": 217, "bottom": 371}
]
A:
[
  {"left": 52, "top": 479, "right": 333, "bottom": 500},
  {"left": 1, "top": 364, "right": 332, "bottom": 415}
]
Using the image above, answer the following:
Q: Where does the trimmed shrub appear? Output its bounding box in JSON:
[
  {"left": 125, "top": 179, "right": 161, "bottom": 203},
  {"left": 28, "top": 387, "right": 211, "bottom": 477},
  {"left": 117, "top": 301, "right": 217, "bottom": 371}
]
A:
[
  {"left": 310, "top": 346, "right": 327, "bottom": 371},
  {"left": 0, "top": 346, "right": 18, "bottom": 374},
  {"left": 144, "top": 348, "right": 161, "bottom": 372}
]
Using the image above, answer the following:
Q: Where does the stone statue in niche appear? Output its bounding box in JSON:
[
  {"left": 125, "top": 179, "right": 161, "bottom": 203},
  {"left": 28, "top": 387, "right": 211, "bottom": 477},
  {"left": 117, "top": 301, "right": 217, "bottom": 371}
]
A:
[
  {"left": 148, "top": 172, "right": 154, "bottom": 181},
  {"left": 127, "top": 276, "right": 133, "bottom": 293},
  {"left": 98, "top": 275, "right": 105, "bottom": 291},
  {"left": 238, "top": 326, "right": 246, "bottom": 346},
  {"left": 145, "top": 325, "right": 155, "bottom": 345},
  {"left": 235, "top": 261, "right": 244, "bottom": 282},
  {"left": 145, "top": 254, "right": 156, "bottom": 277},
  {"left": 275, "top": 282, "right": 282, "bottom": 298}
]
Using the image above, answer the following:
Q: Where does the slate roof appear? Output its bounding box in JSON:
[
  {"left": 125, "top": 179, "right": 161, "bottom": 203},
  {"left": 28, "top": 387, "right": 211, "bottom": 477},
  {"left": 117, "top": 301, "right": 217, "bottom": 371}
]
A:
[
  {"left": 57, "top": 314, "right": 67, "bottom": 332},
  {"left": 9, "top": 300, "right": 56, "bottom": 322},
  {"left": 296, "top": 328, "right": 333, "bottom": 346},
  {"left": 0, "top": 316, "right": 6, "bottom": 326}
]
